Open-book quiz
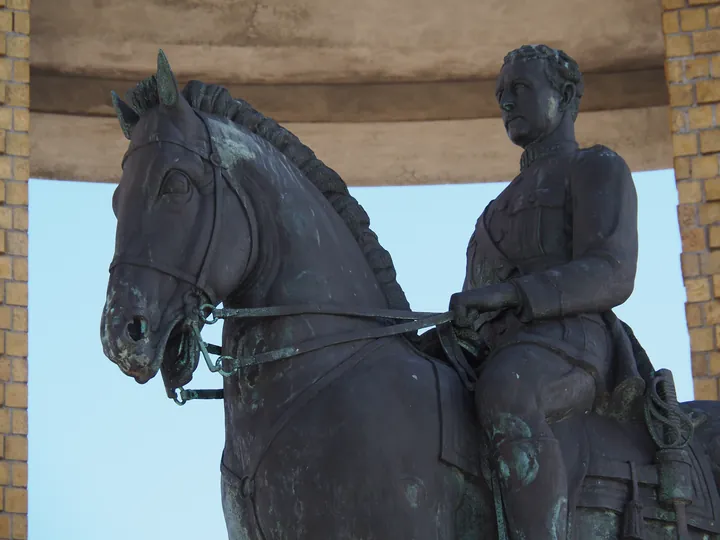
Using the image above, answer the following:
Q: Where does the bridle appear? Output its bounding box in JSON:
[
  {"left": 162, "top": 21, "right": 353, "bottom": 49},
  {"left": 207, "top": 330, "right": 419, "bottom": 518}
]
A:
[
  {"left": 109, "top": 111, "right": 473, "bottom": 406},
  {"left": 109, "top": 112, "right": 259, "bottom": 309}
]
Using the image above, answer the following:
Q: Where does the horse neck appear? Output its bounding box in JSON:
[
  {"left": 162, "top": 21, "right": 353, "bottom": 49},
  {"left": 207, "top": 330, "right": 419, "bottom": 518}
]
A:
[
  {"left": 219, "top": 158, "right": 401, "bottom": 472},
  {"left": 224, "top": 156, "right": 391, "bottom": 353}
]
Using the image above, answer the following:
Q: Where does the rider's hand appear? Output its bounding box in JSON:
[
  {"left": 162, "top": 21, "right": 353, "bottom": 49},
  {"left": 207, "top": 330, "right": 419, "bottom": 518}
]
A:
[
  {"left": 449, "top": 291, "right": 480, "bottom": 329},
  {"left": 449, "top": 283, "right": 520, "bottom": 325}
]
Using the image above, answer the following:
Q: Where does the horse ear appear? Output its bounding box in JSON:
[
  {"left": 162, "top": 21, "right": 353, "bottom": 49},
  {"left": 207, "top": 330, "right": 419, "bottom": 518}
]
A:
[
  {"left": 111, "top": 91, "right": 139, "bottom": 140},
  {"left": 156, "top": 49, "right": 180, "bottom": 108}
]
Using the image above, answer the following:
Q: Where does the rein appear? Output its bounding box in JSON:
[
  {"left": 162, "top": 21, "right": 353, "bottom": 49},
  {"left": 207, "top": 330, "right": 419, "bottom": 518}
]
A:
[{"left": 171, "top": 304, "right": 457, "bottom": 405}]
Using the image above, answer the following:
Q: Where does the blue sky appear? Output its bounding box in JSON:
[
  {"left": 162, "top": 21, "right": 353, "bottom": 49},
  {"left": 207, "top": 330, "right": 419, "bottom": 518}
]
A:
[{"left": 28, "top": 169, "right": 689, "bottom": 539}]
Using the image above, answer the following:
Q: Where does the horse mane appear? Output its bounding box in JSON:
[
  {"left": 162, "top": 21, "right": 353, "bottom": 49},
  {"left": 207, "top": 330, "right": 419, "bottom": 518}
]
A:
[{"left": 125, "top": 76, "right": 411, "bottom": 312}]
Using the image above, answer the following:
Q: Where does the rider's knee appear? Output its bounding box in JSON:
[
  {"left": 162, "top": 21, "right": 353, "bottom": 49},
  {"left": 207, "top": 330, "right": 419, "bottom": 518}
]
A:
[{"left": 474, "top": 352, "right": 541, "bottom": 424}]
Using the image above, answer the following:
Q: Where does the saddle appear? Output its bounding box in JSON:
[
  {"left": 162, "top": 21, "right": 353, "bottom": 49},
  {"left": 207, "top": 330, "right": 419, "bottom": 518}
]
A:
[{"left": 431, "top": 346, "right": 720, "bottom": 538}]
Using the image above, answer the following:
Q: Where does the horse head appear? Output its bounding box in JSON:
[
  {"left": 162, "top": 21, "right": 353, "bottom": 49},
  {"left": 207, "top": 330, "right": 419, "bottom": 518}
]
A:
[
  {"left": 100, "top": 51, "right": 257, "bottom": 387},
  {"left": 101, "top": 50, "right": 411, "bottom": 401}
]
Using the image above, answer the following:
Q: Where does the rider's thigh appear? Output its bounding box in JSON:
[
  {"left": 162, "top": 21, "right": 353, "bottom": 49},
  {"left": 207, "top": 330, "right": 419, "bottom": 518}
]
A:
[{"left": 475, "top": 344, "right": 594, "bottom": 424}]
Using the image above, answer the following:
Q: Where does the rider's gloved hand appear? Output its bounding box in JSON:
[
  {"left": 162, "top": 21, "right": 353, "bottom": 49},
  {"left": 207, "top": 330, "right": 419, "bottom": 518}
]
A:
[{"left": 449, "top": 283, "right": 520, "bottom": 327}]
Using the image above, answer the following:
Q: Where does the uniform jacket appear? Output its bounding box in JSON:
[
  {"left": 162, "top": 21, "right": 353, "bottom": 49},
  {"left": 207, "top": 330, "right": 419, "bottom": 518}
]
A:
[{"left": 463, "top": 142, "right": 643, "bottom": 399}]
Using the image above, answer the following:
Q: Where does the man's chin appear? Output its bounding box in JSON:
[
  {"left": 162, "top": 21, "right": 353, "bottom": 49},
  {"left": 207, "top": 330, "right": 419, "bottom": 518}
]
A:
[
  {"left": 506, "top": 126, "right": 528, "bottom": 147},
  {"left": 508, "top": 131, "right": 536, "bottom": 150}
]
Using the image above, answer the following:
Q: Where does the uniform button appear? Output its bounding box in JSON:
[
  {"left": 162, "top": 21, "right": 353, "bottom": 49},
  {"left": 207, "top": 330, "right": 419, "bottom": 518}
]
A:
[{"left": 210, "top": 153, "right": 223, "bottom": 167}]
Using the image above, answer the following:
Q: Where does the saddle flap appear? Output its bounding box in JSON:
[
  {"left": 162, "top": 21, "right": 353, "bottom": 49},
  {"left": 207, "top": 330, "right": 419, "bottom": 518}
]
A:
[
  {"left": 434, "top": 361, "right": 482, "bottom": 479},
  {"left": 580, "top": 414, "right": 720, "bottom": 535},
  {"left": 551, "top": 415, "right": 591, "bottom": 538}
]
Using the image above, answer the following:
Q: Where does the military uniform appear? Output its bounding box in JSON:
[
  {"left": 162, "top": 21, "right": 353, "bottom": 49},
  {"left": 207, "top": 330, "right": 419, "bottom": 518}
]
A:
[{"left": 464, "top": 141, "right": 638, "bottom": 540}]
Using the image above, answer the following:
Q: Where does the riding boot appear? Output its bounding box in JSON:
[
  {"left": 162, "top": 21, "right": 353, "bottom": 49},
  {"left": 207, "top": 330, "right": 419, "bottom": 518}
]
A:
[{"left": 492, "top": 437, "right": 568, "bottom": 540}]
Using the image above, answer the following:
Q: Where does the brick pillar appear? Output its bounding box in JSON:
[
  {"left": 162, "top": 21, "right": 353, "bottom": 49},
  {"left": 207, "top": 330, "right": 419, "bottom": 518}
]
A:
[
  {"left": 663, "top": 0, "right": 720, "bottom": 400},
  {"left": 0, "top": 0, "right": 29, "bottom": 538}
]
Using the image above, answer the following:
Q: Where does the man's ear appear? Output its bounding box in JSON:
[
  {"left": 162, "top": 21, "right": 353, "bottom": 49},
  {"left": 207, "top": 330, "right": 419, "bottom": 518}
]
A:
[{"left": 560, "top": 82, "right": 576, "bottom": 112}]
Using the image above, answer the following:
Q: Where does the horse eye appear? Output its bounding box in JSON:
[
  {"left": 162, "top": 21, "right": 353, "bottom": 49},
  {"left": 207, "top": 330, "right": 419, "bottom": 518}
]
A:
[{"left": 160, "top": 171, "right": 190, "bottom": 196}]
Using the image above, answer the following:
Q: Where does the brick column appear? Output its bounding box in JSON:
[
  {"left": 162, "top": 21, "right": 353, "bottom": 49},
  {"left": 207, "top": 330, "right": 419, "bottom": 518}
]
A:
[
  {"left": 0, "top": 0, "right": 29, "bottom": 538},
  {"left": 663, "top": 0, "right": 720, "bottom": 400}
]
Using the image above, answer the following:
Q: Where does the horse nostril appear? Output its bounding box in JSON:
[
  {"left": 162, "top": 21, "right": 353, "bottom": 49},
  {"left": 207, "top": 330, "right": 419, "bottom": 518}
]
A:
[{"left": 127, "top": 316, "right": 148, "bottom": 342}]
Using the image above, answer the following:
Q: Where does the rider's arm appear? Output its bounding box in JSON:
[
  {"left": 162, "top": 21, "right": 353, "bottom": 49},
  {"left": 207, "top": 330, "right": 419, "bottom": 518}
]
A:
[{"left": 510, "top": 146, "right": 639, "bottom": 322}]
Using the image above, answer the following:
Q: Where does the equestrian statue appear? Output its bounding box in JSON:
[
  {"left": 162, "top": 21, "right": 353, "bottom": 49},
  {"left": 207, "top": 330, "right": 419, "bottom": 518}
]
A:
[{"left": 100, "top": 46, "right": 720, "bottom": 539}]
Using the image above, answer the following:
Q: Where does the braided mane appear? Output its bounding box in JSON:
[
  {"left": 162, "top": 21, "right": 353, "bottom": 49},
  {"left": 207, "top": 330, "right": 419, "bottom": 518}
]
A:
[{"left": 125, "top": 77, "right": 411, "bottom": 312}]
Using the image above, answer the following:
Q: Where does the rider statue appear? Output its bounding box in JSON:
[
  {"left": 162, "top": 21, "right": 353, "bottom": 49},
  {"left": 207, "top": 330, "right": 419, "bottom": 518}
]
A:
[{"left": 448, "top": 44, "right": 640, "bottom": 539}]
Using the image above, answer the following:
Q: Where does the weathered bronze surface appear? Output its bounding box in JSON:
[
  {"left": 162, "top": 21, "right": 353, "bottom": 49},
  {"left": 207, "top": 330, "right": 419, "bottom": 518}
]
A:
[{"left": 101, "top": 49, "right": 720, "bottom": 539}]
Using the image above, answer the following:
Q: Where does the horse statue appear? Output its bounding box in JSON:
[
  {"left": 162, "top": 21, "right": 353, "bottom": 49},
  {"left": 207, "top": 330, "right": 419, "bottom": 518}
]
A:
[{"left": 100, "top": 50, "right": 720, "bottom": 539}]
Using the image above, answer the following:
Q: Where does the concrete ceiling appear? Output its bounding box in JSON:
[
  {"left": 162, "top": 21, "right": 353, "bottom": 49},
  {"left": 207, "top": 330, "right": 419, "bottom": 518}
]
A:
[{"left": 29, "top": 0, "right": 671, "bottom": 185}]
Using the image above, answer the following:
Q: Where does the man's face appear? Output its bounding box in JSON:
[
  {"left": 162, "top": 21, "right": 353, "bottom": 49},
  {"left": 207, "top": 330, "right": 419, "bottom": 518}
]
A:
[{"left": 496, "top": 59, "right": 565, "bottom": 148}]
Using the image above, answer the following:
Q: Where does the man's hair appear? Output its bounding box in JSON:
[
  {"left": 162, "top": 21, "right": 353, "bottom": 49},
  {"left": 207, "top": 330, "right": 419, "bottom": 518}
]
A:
[{"left": 503, "top": 44, "right": 585, "bottom": 122}]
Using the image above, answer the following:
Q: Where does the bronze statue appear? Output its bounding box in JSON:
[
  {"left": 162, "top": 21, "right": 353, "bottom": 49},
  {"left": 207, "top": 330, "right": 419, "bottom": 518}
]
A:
[
  {"left": 100, "top": 49, "right": 720, "bottom": 539},
  {"left": 448, "top": 44, "right": 639, "bottom": 540}
]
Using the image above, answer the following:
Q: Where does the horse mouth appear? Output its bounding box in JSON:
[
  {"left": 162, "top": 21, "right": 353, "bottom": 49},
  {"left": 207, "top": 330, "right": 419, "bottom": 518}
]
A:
[
  {"left": 121, "top": 317, "right": 183, "bottom": 384},
  {"left": 150, "top": 318, "right": 192, "bottom": 381}
]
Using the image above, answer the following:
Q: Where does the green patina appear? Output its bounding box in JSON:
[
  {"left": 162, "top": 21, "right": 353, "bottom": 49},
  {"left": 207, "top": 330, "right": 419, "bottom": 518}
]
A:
[
  {"left": 489, "top": 414, "right": 540, "bottom": 488},
  {"left": 208, "top": 118, "right": 257, "bottom": 169},
  {"left": 490, "top": 412, "right": 533, "bottom": 441},
  {"left": 498, "top": 458, "right": 511, "bottom": 482},
  {"left": 156, "top": 50, "right": 179, "bottom": 107},
  {"left": 511, "top": 440, "right": 539, "bottom": 487},
  {"left": 548, "top": 496, "right": 567, "bottom": 540},
  {"left": 221, "top": 474, "right": 253, "bottom": 540},
  {"left": 581, "top": 509, "right": 620, "bottom": 539},
  {"left": 405, "top": 485, "right": 419, "bottom": 509},
  {"left": 450, "top": 470, "right": 489, "bottom": 540}
]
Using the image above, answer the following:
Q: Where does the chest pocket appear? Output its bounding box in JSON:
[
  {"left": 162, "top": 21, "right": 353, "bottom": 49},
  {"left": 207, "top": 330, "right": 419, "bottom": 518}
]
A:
[
  {"left": 508, "top": 188, "right": 564, "bottom": 214},
  {"left": 535, "top": 188, "right": 570, "bottom": 259},
  {"left": 492, "top": 187, "right": 570, "bottom": 263}
]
